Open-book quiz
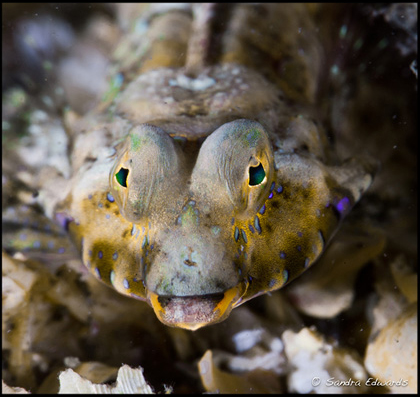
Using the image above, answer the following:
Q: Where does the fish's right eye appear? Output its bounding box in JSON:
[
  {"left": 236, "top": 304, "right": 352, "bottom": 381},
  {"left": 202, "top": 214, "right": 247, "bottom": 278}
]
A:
[{"left": 249, "top": 162, "right": 266, "bottom": 186}]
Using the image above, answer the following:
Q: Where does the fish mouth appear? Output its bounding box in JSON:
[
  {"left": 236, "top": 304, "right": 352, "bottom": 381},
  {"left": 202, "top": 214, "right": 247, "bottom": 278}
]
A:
[{"left": 147, "top": 284, "right": 247, "bottom": 331}]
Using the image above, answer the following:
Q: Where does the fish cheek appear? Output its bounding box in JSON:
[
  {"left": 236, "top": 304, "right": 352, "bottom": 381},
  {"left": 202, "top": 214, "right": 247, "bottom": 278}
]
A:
[
  {"left": 69, "top": 194, "right": 147, "bottom": 300},
  {"left": 242, "top": 181, "right": 341, "bottom": 301},
  {"left": 80, "top": 234, "right": 147, "bottom": 301}
]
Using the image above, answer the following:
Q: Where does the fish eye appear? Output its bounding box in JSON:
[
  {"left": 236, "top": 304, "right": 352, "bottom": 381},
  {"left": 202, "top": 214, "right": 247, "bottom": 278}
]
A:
[
  {"left": 249, "top": 162, "right": 266, "bottom": 186},
  {"left": 115, "top": 167, "right": 129, "bottom": 187}
]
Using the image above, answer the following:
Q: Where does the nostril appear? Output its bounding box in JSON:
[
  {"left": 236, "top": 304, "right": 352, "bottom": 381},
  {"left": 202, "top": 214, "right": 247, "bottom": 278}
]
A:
[{"left": 184, "top": 259, "right": 197, "bottom": 267}]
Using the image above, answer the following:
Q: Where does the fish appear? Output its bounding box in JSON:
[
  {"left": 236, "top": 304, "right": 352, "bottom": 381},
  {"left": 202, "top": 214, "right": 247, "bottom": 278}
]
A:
[{"left": 3, "top": 4, "right": 376, "bottom": 330}]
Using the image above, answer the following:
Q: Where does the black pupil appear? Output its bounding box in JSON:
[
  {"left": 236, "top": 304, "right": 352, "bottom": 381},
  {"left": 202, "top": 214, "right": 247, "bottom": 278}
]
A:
[
  {"left": 249, "top": 163, "right": 266, "bottom": 186},
  {"left": 115, "top": 167, "right": 129, "bottom": 187}
]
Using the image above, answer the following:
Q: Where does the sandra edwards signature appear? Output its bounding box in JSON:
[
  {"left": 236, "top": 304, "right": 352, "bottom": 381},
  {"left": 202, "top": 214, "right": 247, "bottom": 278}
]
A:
[{"left": 311, "top": 377, "right": 409, "bottom": 388}]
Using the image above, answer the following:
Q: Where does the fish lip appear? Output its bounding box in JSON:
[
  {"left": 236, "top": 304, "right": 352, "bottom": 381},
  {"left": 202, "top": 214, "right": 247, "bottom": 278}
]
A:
[{"left": 147, "top": 282, "right": 247, "bottom": 331}]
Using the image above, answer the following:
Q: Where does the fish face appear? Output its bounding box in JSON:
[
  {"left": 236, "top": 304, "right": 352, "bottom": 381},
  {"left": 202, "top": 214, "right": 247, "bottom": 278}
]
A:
[{"left": 67, "top": 119, "right": 373, "bottom": 330}]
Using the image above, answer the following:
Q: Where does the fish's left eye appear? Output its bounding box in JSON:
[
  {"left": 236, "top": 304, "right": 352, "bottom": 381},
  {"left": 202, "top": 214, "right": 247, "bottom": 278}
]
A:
[
  {"left": 249, "top": 162, "right": 266, "bottom": 186},
  {"left": 115, "top": 167, "right": 129, "bottom": 187}
]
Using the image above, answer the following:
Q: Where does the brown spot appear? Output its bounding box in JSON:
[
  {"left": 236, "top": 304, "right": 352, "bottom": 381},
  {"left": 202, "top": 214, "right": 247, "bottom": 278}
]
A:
[{"left": 184, "top": 259, "right": 197, "bottom": 267}]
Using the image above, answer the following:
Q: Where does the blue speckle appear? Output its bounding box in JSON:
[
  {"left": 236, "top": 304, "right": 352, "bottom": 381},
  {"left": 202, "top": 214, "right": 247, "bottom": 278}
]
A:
[
  {"left": 276, "top": 185, "right": 283, "bottom": 194},
  {"left": 283, "top": 269, "right": 289, "bottom": 283},
  {"left": 98, "top": 202, "right": 103, "bottom": 208},
  {"left": 269, "top": 279, "right": 277, "bottom": 288},
  {"left": 268, "top": 192, "right": 274, "bottom": 199},
  {"left": 297, "top": 231, "right": 303, "bottom": 237},
  {"left": 131, "top": 225, "right": 136, "bottom": 236},
  {"left": 114, "top": 72, "right": 124, "bottom": 87},
  {"left": 304, "top": 258, "right": 310, "bottom": 268},
  {"left": 248, "top": 224, "right": 255, "bottom": 233},
  {"left": 231, "top": 217, "right": 235, "bottom": 225},
  {"left": 19, "top": 233, "right": 27, "bottom": 241},
  {"left": 106, "top": 214, "right": 111, "bottom": 219},
  {"left": 142, "top": 235, "right": 147, "bottom": 249},
  {"left": 112, "top": 252, "right": 118, "bottom": 260},
  {"left": 33, "top": 240, "right": 41, "bottom": 248},
  {"left": 88, "top": 250, "right": 93, "bottom": 257},
  {"left": 318, "top": 230, "right": 325, "bottom": 246},
  {"left": 58, "top": 247, "right": 65, "bottom": 254},
  {"left": 88, "top": 194, "right": 93, "bottom": 200},
  {"left": 270, "top": 182, "right": 275, "bottom": 192},
  {"left": 95, "top": 267, "right": 101, "bottom": 279},
  {"left": 123, "top": 278, "right": 129, "bottom": 289},
  {"left": 279, "top": 251, "right": 286, "bottom": 259},
  {"left": 336, "top": 196, "right": 351, "bottom": 214},
  {"left": 297, "top": 245, "right": 302, "bottom": 252},
  {"left": 259, "top": 204, "right": 266, "bottom": 215},
  {"left": 98, "top": 251, "right": 103, "bottom": 259},
  {"left": 48, "top": 240, "right": 55, "bottom": 249},
  {"left": 55, "top": 212, "right": 73, "bottom": 231},
  {"left": 110, "top": 270, "right": 116, "bottom": 285},
  {"left": 234, "top": 227, "right": 239, "bottom": 242},
  {"left": 241, "top": 229, "right": 248, "bottom": 243},
  {"left": 254, "top": 216, "right": 262, "bottom": 234},
  {"left": 107, "top": 192, "right": 115, "bottom": 202}
]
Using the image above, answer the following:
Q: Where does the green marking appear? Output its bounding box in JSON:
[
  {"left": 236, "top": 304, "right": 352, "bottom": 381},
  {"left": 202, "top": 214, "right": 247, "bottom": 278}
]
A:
[
  {"left": 130, "top": 133, "right": 145, "bottom": 151},
  {"left": 9, "top": 89, "right": 27, "bottom": 108},
  {"left": 353, "top": 38, "right": 363, "bottom": 51},
  {"left": 43, "top": 60, "right": 53, "bottom": 71},
  {"left": 330, "top": 64, "right": 339, "bottom": 76},
  {"left": 339, "top": 25, "right": 347, "bottom": 39},
  {"left": 102, "top": 73, "right": 124, "bottom": 103},
  {"left": 245, "top": 128, "right": 261, "bottom": 147},
  {"left": 378, "top": 38, "right": 388, "bottom": 49},
  {"left": 181, "top": 204, "right": 199, "bottom": 227}
]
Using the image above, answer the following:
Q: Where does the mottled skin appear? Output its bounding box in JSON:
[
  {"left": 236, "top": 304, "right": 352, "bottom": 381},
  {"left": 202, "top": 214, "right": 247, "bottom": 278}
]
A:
[{"left": 21, "top": 4, "right": 377, "bottom": 330}]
